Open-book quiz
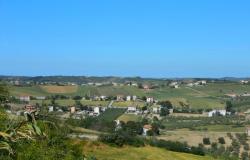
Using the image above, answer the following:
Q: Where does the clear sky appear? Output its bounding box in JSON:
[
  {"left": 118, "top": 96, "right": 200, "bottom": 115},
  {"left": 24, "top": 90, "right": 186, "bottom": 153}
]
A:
[{"left": 0, "top": 0, "right": 249, "bottom": 78}]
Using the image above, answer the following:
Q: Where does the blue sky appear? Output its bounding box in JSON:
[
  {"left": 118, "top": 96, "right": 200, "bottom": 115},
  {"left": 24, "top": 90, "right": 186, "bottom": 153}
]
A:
[{"left": 0, "top": 0, "right": 249, "bottom": 78}]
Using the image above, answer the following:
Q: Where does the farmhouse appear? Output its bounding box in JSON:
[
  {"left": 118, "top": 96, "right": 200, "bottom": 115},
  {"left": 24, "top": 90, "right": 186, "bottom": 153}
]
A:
[
  {"left": 143, "top": 124, "right": 152, "bottom": 136},
  {"left": 208, "top": 110, "right": 227, "bottom": 117}
]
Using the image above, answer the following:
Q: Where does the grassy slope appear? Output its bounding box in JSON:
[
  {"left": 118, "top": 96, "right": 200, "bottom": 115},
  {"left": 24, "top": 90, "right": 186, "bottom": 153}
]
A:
[{"left": 81, "top": 141, "right": 217, "bottom": 160}]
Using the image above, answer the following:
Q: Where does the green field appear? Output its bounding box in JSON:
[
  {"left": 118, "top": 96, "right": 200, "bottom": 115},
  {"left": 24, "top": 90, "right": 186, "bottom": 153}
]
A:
[
  {"left": 81, "top": 141, "right": 219, "bottom": 160},
  {"left": 10, "top": 83, "right": 250, "bottom": 110},
  {"left": 118, "top": 114, "right": 140, "bottom": 122},
  {"left": 97, "top": 108, "right": 126, "bottom": 122}
]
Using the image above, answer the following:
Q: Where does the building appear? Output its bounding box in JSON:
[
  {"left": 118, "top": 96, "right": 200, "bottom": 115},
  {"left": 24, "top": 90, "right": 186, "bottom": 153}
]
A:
[
  {"left": 127, "top": 107, "right": 136, "bottom": 113},
  {"left": 100, "top": 95, "right": 107, "bottom": 100},
  {"left": 153, "top": 107, "right": 161, "bottom": 114},
  {"left": 225, "top": 94, "right": 237, "bottom": 98},
  {"left": 169, "top": 82, "right": 178, "bottom": 87},
  {"left": 24, "top": 105, "right": 36, "bottom": 113},
  {"left": 208, "top": 110, "right": 227, "bottom": 117},
  {"left": 48, "top": 106, "right": 54, "bottom": 112},
  {"left": 70, "top": 106, "right": 76, "bottom": 114},
  {"left": 143, "top": 124, "right": 152, "bottom": 136},
  {"left": 240, "top": 80, "right": 249, "bottom": 85},
  {"left": 132, "top": 95, "right": 137, "bottom": 101},
  {"left": 246, "top": 127, "right": 250, "bottom": 136},
  {"left": 146, "top": 97, "right": 154, "bottom": 103},
  {"left": 94, "top": 107, "right": 100, "bottom": 115},
  {"left": 116, "top": 95, "right": 124, "bottom": 101},
  {"left": 19, "top": 96, "right": 30, "bottom": 102},
  {"left": 36, "top": 96, "right": 46, "bottom": 100},
  {"left": 126, "top": 96, "right": 131, "bottom": 101},
  {"left": 143, "top": 85, "right": 150, "bottom": 90}
]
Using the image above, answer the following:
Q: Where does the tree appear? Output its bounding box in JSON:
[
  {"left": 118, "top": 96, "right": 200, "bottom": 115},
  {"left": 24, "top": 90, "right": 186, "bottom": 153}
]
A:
[
  {"left": 226, "top": 101, "right": 233, "bottom": 113},
  {"left": 218, "top": 137, "right": 225, "bottom": 144},
  {"left": 73, "top": 95, "right": 82, "bottom": 100},
  {"left": 203, "top": 137, "right": 211, "bottom": 145},
  {"left": 158, "top": 101, "right": 173, "bottom": 109},
  {"left": 160, "top": 107, "right": 169, "bottom": 117},
  {"left": 0, "top": 83, "right": 9, "bottom": 103}
]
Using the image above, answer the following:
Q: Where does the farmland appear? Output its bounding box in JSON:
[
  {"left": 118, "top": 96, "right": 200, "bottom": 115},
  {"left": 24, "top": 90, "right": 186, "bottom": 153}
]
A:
[
  {"left": 10, "top": 82, "right": 249, "bottom": 109},
  {"left": 40, "top": 85, "right": 78, "bottom": 93}
]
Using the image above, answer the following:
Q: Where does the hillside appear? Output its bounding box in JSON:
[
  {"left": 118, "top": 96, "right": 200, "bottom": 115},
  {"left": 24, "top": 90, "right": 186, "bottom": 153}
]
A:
[{"left": 80, "top": 141, "right": 218, "bottom": 160}]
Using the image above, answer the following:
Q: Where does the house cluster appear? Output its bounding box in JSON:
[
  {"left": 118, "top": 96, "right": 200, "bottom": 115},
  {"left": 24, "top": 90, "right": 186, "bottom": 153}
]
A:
[
  {"left": 169, "top": 82, "right": 179, "bottom": 88},
  {"left": 186, "top": 80, "right": 207, "bottom": 87},
  {"left": 47, "top": 105, "right": 106, "bottom": 120},
  {"left": 116, "top": 95, "right": 137, "bottom": 101},
  {"left": 240, "top": 80, "right": 249, "bottom": 85}
]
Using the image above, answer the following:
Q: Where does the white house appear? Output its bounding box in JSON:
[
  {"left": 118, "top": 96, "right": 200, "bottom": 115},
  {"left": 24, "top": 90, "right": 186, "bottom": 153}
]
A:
[
  {"left": 146, "top": 97, "right": 154, "bottom": 103},
  {"left": 126, "top": 96, "right": 131, "bottom": 101},
  {"left": 132, "top": 95, "right": 137, "bottom": 101},
  {"left": 170, "top": 82, "right": 178, "bottom": 86},
  {"left": 127, "top": 107, "right": 136, "bottom": 113},
  {"left": 19, "top": 96, "right": 30, "bottom": 102},
  {"left": 208, "top": 110, "right": 227, "bottom": 117},
  {"left": 48, "top": 106, "right": 54, "bottom": 112},
  {"left": 94, "top": 107, "right": 100, "bottom": 115},
  {"left": 100, "top": 95, "right": 107, "bottom": 100}
]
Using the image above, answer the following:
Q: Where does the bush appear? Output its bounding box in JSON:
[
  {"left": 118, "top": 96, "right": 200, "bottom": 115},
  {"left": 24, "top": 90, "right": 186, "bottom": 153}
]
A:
[
  {"left": 203, "top": 138, "right": 211, "bottom": 145},
  {"left": 148, "top": 139, "right": 205, "bottom": 156},
  {"left": 218, "top": 137, "right": 226, "bottom": 144}
]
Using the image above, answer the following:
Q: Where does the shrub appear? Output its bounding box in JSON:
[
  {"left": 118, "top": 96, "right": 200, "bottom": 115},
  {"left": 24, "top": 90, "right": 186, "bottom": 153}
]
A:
[
  {"left": 203, "top": 138, "right": 211, "bottom": 145},
  {"left": 218, "top": 137, "right": 226, "bottom": 144}
]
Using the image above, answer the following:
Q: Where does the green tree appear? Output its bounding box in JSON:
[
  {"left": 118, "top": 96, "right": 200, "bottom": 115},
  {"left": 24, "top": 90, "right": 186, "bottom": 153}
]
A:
[{"left": 0, "top": 83, "right": 9, "bottom": 103}]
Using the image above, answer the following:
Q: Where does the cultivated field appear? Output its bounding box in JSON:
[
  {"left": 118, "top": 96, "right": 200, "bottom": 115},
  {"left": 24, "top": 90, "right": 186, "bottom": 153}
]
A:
[{"left": 40, "top": 85, "right": 78, "bottom": 93}]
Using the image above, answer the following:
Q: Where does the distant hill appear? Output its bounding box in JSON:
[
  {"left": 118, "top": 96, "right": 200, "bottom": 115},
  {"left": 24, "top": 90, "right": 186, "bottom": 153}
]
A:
[{"left": 1, "top": 75, "right": 247, "bottom": 84}]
